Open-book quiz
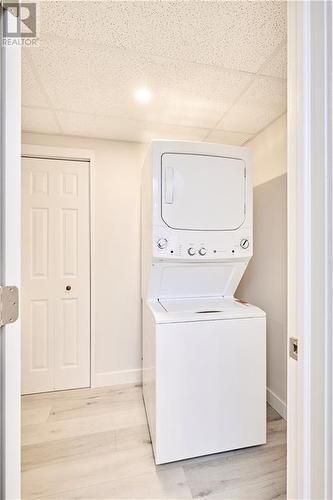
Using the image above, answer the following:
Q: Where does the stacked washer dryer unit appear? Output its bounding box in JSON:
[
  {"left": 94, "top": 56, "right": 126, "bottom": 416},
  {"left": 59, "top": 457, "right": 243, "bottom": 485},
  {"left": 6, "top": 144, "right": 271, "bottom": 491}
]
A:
[{"left": 142, "top": 140, "right": 266, "bottom": 465}]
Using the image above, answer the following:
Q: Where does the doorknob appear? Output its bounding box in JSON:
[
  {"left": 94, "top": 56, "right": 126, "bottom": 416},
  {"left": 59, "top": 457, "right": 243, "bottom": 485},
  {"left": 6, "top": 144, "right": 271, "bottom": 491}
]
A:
[{"left": 66, "top": 285, "right": 71, "bottom": 291}]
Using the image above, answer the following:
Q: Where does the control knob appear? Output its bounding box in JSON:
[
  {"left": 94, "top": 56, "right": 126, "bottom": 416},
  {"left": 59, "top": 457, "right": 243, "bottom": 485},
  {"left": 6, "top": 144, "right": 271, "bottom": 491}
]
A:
[
  {"left": 188, "top": 247, "right": 196, "bottom": 256},
  {"left": 199, "top": 247, "right": 207, "bottom": 256},
  {"left": 157, "top": 238, "right": 168, "bottom": 249},
  {"left": 240, "top": 238, "right": 250, "bottom": 249}
]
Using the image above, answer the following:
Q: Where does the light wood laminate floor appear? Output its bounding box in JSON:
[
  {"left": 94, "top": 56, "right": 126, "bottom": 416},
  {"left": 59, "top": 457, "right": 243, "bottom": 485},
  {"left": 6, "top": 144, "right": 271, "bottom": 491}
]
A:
[{"left": 22, "top": 385, "right": 286, "bottom": 500}]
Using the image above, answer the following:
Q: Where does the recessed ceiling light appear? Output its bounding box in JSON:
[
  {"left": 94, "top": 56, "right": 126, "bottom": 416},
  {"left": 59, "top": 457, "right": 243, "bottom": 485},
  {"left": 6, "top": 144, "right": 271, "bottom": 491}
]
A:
[{"left": 134, "top": 87, "right": 152, "bottom": 104}]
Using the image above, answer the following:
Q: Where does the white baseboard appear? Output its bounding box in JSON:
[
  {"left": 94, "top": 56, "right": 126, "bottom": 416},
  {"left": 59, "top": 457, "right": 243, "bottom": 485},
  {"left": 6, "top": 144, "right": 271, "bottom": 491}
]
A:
[
  {"left": 93, "top": 368, "right": 142, "bottom": 388},
  {"left": 267, "top": 387, "right": 287, "bottom": 420}
]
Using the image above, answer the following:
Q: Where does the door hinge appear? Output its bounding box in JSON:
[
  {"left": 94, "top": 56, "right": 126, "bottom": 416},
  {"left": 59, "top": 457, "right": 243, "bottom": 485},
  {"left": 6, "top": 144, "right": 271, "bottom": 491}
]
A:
[
  {"left": 0, "top": 286, "right": 19, "bottom": 327},
  {"left": 289, "top": 337, "right": 298, "bottom": 361}
]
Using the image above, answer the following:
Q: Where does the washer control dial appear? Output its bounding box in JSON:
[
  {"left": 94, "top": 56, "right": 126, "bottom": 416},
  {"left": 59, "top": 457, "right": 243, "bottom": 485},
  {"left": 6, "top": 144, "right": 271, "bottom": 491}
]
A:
[
  {"left": 240, "top": 238, "right": 250, "bottom": 249},
  {"left": 157, "top": 238, "right": 168, "bottom": 250},
  {"left": 199, "top": 247, "right": 207, "bottom": 256},
  {"left": 188, "top": 247, "right": 196, "bottom": 256}
]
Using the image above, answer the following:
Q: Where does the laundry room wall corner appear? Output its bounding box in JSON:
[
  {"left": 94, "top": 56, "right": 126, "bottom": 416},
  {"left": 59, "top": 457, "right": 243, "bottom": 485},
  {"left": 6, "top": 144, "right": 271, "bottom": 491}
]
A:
[
  {"left": 236, "top": 114, "right": 287, "bottom": 419},
  {"left": 22, "top": 132, "right": 147, "bottom": 387}
]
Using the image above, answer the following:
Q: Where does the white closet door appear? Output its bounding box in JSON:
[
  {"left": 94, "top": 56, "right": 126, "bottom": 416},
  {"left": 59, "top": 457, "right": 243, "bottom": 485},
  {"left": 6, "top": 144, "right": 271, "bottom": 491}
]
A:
[{"left": 21, "top": 157, "right": 90, "bottom": 394}]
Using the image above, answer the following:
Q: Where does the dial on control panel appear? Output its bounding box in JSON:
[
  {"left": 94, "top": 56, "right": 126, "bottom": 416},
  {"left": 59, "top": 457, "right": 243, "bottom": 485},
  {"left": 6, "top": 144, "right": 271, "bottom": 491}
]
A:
[
  {"left": 157, "top": 238, "right": 168, "bottom": 249},
  {"left": 199, "top": 247, "right": 207, "bottom": 256},
  {"left": 240, "top": 238, "right": 250, "bottom": 249},
  {"left": 188, "top": 247, "right": 196, "bottom": 256}
]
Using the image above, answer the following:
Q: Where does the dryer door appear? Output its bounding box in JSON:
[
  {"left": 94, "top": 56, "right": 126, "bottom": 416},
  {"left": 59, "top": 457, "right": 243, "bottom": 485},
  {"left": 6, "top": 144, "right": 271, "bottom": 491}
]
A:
[{"left": 161, "top": 153, "right": 246, "bottom": 231}]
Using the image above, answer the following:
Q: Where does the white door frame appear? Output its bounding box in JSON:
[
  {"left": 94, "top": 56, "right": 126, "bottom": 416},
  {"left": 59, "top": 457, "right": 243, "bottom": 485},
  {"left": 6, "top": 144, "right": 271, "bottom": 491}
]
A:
[
  {"left": 21, "top": 144, "right": 97, "bottom": 388},
  {"left": 1, "top": 7, "right": 21, "bottom": 499},
  {"left": 287, "top": 1, "right": 332, "bottom": 498}
]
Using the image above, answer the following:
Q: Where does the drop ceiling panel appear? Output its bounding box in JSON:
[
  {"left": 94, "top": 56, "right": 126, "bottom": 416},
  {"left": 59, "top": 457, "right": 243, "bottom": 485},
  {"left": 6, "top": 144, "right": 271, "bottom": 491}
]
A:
[
  {"left": 39, "top": 1, "right": 287, "bottom": 73},
  {"left": 260, "top": 44, "right": 287, "bottom": 79},
  {"left": 205, "top": 130, "right": 253, "bottom": 146},
  {"left": 56, "top": 111, "right": 209, "bottom": 143},
  {"left": 22, "top": 53, "right": 49, "bottom": 108},
  {"left": 217, "top": 76, "right": 287, "bottom": 134},
  {"left": 26, "top": 39, "right": 253, "bottom": 129},
  {"left": 22, "top": 106, "right": 61, "bottom": 135}
]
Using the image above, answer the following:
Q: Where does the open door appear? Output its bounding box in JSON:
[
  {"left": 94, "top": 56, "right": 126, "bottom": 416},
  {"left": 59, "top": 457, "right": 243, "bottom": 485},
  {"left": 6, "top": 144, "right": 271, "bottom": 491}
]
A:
[
  {"left": 288, "top": 1, "right": 332, "bottom": 498},
  {"left": 0, "top": 6, "right": 21, "bottom": 499}
]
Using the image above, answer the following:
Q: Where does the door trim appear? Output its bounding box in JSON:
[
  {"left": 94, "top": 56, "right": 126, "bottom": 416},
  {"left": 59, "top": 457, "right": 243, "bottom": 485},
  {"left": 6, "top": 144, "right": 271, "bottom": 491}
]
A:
[
  {"left": 21, "top": 144, "right": 96, "bottom": 388},
  {"left": 1, "top": 7, "right": 21, "bottom": 498},
  {"left": 288, "top": 1, "right": 332, "bottom": 498}
]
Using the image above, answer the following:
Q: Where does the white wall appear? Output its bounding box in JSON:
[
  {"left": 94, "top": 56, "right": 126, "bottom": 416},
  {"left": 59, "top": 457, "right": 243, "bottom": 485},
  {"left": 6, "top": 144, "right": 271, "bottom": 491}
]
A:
[
  {"left": 251, "top": 114, "right": 287, "bottom": 187},
  {"left": 237, "top": 113, "right": 287, "bottom": 418},
  {"left": 22, "top": 132, "right": 147, "bottom": 386}
]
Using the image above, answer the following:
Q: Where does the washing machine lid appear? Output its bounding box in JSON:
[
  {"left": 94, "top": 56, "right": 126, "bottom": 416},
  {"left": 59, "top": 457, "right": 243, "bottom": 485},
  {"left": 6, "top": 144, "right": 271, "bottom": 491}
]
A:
[{"left": 151, "top": 297, "right": 265, "bottom": 323}]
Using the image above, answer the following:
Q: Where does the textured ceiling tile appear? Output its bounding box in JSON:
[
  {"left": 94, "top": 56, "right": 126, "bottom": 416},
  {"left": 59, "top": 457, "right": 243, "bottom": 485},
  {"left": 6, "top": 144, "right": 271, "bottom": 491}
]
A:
[
  {"left": 22, "top": 106, "right": 61, "bottom": 134},
  {"left": 205, "top": 129, "right": 253, "bottom": 146},
  {"left": 217, "top": 76, "right": 287, "bottom": 134},
  {"left": 28, "top": 38, "right": 252, "bottom": 128},
  {"left": 260, "top": 43, "right": 287, "bottom": 79},
  {"left": 56, "top": 111, "right": 209, "bottom": 143},
  {"left": 21, "top": 50, "right": 49, "bottom": 107},
  {"left": 22, "top": 1, "right": 287, "bottom": 142},
  {"left": 39, "top": 1, "right": 287, "bottom": 73}
]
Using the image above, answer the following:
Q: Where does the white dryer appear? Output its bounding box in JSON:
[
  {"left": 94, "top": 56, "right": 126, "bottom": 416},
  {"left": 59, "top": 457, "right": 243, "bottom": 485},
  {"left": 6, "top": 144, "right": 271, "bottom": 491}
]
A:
[{"left": 141, "top": 140, "right": 266, "bottom": 465}]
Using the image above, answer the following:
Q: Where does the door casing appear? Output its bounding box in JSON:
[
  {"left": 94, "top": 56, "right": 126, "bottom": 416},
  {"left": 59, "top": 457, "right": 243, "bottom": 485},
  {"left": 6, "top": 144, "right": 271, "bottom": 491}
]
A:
[
  {"left": 1, "top": 7, "right": 21, "bottom": 499},
  {"left": 287, "top": 1, "right": 333, "bottom": 498}
]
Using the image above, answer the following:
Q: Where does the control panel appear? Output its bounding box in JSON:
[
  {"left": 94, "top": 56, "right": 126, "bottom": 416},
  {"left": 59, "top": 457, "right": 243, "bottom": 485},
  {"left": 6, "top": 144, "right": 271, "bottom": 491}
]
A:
[{"left": 153, "top": 226, "right": 252, "bottom": 261}]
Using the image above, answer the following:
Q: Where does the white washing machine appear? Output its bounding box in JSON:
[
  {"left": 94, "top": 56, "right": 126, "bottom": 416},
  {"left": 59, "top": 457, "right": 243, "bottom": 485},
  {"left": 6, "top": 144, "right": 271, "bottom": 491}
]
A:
[{"left": 141, "top": 140, "right": 266, "bottom": 465}]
